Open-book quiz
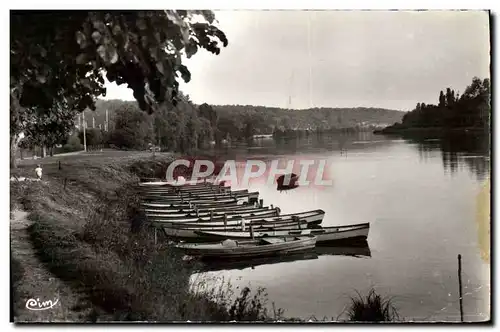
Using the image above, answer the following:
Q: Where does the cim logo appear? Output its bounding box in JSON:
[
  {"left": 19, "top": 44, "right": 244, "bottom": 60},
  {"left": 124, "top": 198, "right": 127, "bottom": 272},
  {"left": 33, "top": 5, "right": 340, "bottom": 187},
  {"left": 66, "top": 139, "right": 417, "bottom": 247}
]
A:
[{"left": 25, "top": 297, "right": 59, "bottom": 311}]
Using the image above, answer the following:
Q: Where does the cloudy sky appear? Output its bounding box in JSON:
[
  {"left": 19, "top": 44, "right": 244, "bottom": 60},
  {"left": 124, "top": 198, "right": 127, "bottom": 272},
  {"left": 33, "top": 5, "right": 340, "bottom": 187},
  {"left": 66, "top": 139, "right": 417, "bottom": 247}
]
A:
[{"left": 103, "top": 10, "right": 490, "bottom": 112}]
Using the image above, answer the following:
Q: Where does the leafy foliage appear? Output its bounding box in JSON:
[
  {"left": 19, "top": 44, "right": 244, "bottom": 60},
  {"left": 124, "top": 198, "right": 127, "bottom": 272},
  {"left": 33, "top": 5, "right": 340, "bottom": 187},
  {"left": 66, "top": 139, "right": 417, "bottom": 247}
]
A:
[
  {"left": 108, "top": 104, "right": 155, "bottom": 150},
  {"left": 10, "top": 10, "right": 228, "bottom": 167},
  {"left": 381, "top": 77, "right": 490, "bottom": 132},
  {"left": 11, "top": 10, "right": 227, "bottom": 113}
]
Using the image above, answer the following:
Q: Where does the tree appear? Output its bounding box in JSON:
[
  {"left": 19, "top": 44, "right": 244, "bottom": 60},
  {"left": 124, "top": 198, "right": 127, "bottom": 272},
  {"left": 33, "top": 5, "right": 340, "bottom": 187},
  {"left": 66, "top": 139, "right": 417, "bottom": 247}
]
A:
[
  {"left": 439, "top": 90, "right": 446, "bottom": 108},
  {"left": 10, "top": 10, "right": 228, "bottom": 168},
  {"left": 199, "top": 103, "right": 218, "bottom": 128},
  {"left": 108, "top": 105, "right": 155, "bottom": 150},
  {"left": 445, "top": 88, "right": 455, "bottom": 107}
]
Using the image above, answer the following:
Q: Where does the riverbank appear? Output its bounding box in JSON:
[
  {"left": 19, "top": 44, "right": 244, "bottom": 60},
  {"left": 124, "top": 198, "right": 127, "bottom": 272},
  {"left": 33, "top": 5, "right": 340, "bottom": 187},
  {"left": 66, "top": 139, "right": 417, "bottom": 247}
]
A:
[
  {"left": 373, "top": 126, "right": 489, "bottom": 136},
  {"left": 10, "top": 151, "right": 267, "bottom": 322}
]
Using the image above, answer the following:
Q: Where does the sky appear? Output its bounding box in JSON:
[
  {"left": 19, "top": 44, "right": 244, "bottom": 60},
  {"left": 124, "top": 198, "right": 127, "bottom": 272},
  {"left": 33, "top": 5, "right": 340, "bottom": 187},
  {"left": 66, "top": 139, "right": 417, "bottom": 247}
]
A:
[{"left": 102, "top": 10, "right": 491, "bottom": 112}]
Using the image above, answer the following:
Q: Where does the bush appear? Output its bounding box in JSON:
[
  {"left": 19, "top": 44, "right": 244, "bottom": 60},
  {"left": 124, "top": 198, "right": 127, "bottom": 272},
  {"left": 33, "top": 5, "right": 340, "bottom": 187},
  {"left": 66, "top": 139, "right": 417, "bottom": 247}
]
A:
[
  {"left": 346, "top": 289, "right": 399, "bottom": 322},
  {"left": 61, "top": 133, "right": 83, "bottom": 153}
]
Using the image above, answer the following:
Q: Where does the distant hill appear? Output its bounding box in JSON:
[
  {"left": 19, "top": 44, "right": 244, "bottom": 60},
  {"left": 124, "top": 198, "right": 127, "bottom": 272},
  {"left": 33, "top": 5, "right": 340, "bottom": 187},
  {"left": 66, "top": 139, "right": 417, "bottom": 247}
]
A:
[
  {"left": 210, "top": 104, "right": 404, "bottom": 132},
  {"left": 79, "top": 99, "right": 404, "bottom": 137}
]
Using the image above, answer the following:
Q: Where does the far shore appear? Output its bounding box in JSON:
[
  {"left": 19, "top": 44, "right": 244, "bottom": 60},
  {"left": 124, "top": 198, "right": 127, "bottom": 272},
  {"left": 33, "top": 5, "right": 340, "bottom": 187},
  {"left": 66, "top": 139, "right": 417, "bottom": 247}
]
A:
[{"left": 373, "top": 126, "right": 489, "bottom": 136}]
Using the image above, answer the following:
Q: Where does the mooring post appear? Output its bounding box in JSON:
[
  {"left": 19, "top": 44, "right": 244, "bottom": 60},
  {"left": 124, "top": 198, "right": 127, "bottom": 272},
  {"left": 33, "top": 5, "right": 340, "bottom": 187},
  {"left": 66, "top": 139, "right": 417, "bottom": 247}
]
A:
[
  {"left": 210, "top": 210, "right": 214, "bottom": 222},
  {"left": 224, "top": 214, "right": 227, "bottom": 231},
  {"left": 259, "top": 199, "right": 263, "bottom": 208},
  {"left": 250, "top": 223, "right": 254, "bottom": 240},
  {"left": 458, "top": 254, "right": 464, "bottom": 322}
]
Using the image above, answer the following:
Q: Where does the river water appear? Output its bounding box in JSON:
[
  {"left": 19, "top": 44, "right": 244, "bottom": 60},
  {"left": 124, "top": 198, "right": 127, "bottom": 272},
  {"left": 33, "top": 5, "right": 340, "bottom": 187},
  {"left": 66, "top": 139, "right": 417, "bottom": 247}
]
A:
[{"left": 190, "top": 132, "right": 490, "bottom": 322}]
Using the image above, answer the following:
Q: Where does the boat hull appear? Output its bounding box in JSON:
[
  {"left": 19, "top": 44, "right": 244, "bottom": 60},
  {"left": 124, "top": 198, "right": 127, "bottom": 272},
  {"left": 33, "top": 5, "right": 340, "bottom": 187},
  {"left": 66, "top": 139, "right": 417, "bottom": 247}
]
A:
[
  {"left": 195, "top": 223, "right": 369, "bottom": 244},
  {"left": 176, "top": 236, "right": 317, "bottom": 259}
]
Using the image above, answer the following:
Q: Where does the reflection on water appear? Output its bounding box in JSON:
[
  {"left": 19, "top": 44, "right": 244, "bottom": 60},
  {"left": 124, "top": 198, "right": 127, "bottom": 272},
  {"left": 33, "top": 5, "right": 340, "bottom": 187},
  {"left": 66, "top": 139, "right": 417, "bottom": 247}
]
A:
[
  {"left": 192, "top": 242, "right": 372, "bottom": 273},
  {"left": 403, "top": 132, "right": 490, "bottom": 181},
  {"left": 198, "top": 131, "right": 490, "bottom": 322}
]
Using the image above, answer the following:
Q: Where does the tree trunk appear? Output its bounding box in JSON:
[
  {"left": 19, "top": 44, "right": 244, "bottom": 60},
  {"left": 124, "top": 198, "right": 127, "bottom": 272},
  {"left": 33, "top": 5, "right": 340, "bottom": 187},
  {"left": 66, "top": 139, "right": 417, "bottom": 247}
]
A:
[
  {"left": 20, "top": 149, "right": 23, "bottom": 160},
  {"left": 42, "top": 146, "right": 47, "bottom": 158},
  {"left": 49, "top": 146, "right": 54, "bottom": 157},
  {"left": 10, "top": 135, "right": 17, "bottom": 169}
]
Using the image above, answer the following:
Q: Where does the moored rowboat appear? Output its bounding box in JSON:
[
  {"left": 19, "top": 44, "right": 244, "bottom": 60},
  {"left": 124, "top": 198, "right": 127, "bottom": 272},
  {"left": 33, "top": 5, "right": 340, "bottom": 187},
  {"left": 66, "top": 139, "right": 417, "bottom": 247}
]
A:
[
  {"left": 142, "top": 206, "right": 275, "bottom": 217},
  {"left": 194, "top": 222, "right": 369, "bottom": 244},
  {"left": 149, "top": 209, "right": 325, "bottom": 226},
  {"left": 146, "top": 208, "right": 279, "bottom": 222},
  {"left": 159, "top": 222, "right": 314, "bottom": 239},
  {"left": 142, "top": 190, "right": 258, "bottom": 201},
  {"left": 175, "top": 235, "right": 317, "bottom": 258}
]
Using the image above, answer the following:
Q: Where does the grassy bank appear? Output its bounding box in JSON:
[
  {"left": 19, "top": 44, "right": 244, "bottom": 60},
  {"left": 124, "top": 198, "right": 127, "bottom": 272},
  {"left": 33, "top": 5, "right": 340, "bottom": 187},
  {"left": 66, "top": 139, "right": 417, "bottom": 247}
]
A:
[{"left": 10, "top": 152, "right": 267, "bottom": 321}]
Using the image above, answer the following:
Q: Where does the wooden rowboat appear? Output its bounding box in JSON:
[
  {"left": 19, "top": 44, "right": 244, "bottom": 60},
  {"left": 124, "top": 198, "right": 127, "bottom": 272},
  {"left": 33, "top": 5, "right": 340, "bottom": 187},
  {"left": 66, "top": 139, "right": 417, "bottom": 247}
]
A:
[
  {"left": 195, "top": 222, "right": 369, "bottom": 244},
  {"left": 142, "top": 206, "right": 274, "bottom": 217},
  {"left": 138, "top": 179, "right": 223, "bottom": 188},
  {"left": 175, "top": 235, "right": 317, "bottom": 259},
  {"left": 141, "top": 197, "right": 240, "bottom": 205},
  {"left": 276, "top": 173, "right": 299, "bottom": 189},
  {"left": 149, "top": 209, "right": 325, "bottom": 226},
  {"left": 146, "top": 208, "right": 279, "bottom": 222},
  {"left": 159, "top": 222, "right": 314, "bottom": 240},
  {"left": 142, "top": 190, "right": 257, "bottom": 201},
  {"left": 140, "top": 200, "right": 244, "bottom": 209},
  {"left": 140, "top": 185, "right": 234, "bottom": 194},
  {"left": 140, "top": 202, "right": 261, "bottom": 213}
]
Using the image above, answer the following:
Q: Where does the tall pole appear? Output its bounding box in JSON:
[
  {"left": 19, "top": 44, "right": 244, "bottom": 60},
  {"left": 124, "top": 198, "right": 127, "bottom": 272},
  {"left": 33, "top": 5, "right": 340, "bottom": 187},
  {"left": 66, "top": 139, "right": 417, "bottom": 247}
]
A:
[
  {"left": 92, "top": 116, "right": 95, "bottom": 129},
  {"left": 82, "top": 112, "right": 87, "bottom": 152},
  {"left": 458, "top": 254, "right": 464, "bottom": 322},
  {"left": 105, "top": 109, "right": 109, "bottom": 132}
]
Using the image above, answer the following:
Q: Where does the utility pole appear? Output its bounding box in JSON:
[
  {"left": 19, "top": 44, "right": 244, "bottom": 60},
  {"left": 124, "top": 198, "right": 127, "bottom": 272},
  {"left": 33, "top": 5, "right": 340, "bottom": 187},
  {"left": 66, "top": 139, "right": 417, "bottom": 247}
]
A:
[
  {"left": 82, "top": 112, "right": 87, "bottom": 152},
  {"left": 105, "top": 109, "right": 109, "bottom": 132}
]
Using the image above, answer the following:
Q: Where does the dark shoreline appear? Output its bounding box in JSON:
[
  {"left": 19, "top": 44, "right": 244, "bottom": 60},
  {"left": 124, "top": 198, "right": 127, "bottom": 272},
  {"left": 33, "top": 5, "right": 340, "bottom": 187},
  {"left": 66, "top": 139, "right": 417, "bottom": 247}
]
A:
[{"left": 373, "top": 127, "right": 489, "bottom": 137}]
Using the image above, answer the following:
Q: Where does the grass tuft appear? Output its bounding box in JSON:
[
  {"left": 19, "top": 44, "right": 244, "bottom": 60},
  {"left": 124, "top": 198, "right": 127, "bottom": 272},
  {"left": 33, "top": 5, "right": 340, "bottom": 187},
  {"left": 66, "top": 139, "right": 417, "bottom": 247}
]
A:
[{"left": 346, "top": 289, "right": 399, "bottom": 322}]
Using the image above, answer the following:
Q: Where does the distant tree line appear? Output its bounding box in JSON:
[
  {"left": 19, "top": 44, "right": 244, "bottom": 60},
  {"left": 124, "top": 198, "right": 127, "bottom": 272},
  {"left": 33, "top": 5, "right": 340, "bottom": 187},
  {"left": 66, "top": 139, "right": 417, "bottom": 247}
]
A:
[
  {"left": 15, "top": 97, "right": 406, "bottom": 159},
  {"left": 378, "top": 77, "right": 490, "bottom": 134}
]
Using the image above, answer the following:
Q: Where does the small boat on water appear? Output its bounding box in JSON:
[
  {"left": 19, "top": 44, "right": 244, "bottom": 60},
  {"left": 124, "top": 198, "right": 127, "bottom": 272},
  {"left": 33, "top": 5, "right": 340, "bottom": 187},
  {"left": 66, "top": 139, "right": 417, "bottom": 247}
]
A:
[
  {"left": 141, "top": 200, "right": 245, "bottom": 210},
  {"left": 138, "top": 179, "right": 224, "bottom": 188},
  {"left": 146, "top": 208, "right": 279, "bottom": 222},
  {"left": 175, "top": 235, "right": 317, "bottom": 259},
  {"left": 142, "top": 206, "right": 275, "bottom": 217},
  {"left": 159, "top": 221, "right": 315, "bottom": 239},
  {"left": 195, "top": 222, "right": 369, "bottom": 244},
  {"left": 142, "top": 190, "right": 258, "bottom": 201},
  {"left": 140, "top": 201, "right": 260, "bottom": 213},
  {"left": 151, "top": 209, "right": 324, "bottom": 224},
  {"left": 276, "top": 173, "right": 299, "bottom": 190},
  {"left": 141, "top": 197, "right": 240, "bottom": 205},
  {"left": 140, "top": 186, "right": 239, "bottom": 195}
]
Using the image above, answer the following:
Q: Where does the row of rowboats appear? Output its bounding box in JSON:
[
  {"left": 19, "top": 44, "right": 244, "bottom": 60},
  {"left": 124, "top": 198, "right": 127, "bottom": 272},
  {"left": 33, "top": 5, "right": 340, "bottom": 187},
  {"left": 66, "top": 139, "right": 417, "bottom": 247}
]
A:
[{"left": 139, "top": 179, "right": 370, "bottom": 261}]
